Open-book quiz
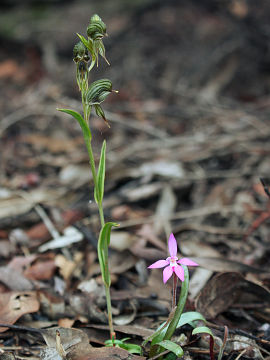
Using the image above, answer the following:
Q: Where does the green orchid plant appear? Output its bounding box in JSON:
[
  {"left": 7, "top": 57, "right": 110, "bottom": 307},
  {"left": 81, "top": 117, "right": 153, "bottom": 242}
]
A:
[
  {"left": 58, "top": 14, "right": 117, "bottom": 342},
  {"left": 58, "top": 14, "right": 214, "bottom": 359}
]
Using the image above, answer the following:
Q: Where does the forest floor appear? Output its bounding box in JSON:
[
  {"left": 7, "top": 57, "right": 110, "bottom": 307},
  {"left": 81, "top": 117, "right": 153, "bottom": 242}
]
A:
[{"left": 0, "top": 0, "right": 270, "bottom": 359}]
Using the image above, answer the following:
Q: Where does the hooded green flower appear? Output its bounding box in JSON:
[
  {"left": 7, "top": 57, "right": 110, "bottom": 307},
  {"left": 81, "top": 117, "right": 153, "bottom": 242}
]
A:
[{"left": 86, "top": 79, "right": 114, "bottom": 127}]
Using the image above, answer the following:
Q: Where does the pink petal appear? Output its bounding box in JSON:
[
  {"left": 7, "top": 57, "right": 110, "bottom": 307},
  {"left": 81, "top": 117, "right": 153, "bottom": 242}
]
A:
[
  {"left": 178, "top": 258, "right": 199, "bottom": 267},
  {"left": 163, "top": 266, "right": 173, "bottom": 283},
  {"left": 168, "top": 233, "right": 177, "bottom": 257},
  {"left": 174, "top": 265, "right": 185, "bottom": 282},
  {"left": 148, "top": 260, "right": 169, "bottom": 269}
]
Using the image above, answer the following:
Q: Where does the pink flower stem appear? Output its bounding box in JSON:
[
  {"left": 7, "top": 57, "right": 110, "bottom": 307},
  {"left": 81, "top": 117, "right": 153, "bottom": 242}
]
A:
[
  {"left": 152, "top": 266, "right": 189, "bottom": 358},
  {"left": 172, "top": 272, "right": 178, "bottom": 309},
  {"left": 164, "top": 265, "right": 189, "bottom": 341}
]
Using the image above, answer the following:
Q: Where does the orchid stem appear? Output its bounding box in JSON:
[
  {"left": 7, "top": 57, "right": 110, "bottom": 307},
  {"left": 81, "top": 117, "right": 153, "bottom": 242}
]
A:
[
  {"left": 164, "top": 265, "right": 189, "bottom": 341},
  {"left": 82, "top": 97, "right": 114, "bottom": 339},
  {"left": 153, "top": 266, "right": 189, "bottom": 359},
  {"left": 172, "top": 272, "right": 178, "bottom": 309}
]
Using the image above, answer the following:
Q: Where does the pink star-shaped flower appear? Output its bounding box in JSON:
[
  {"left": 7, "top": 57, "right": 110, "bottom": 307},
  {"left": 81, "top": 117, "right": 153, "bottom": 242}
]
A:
[{"left": 148, "top": 233, "right": 199, "bottom": 283}]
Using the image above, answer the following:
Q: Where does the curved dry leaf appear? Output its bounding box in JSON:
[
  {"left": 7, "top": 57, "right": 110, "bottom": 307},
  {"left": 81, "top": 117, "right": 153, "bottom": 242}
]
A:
[
  {"left": 191, "top": 257, "right": 269, "bottom": 273},
  {"left": 196, "top": 272, "right": 270, "bottom": 319},
  {"left": 113, "top": 300, "right": 137, "bottom": 326},
  {"left": 0, "top": 291, "right": 40, "bottom": 332},
  {"left": 40, "top": 327, "right": 92, "bottom": 360},
  {"left": 0, "top": 266, "right": 35, "bottom": 290},
  {"left": 68, "top": 346, "right": 146, "bottom": 360}
]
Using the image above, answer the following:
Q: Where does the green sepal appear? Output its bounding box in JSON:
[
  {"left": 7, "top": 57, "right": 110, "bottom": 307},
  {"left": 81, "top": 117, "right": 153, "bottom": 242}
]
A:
[
  {"left": 77, "top": 33, "right": 93, "bottom": 54},
  {"left": 94, "top": 140, "right": 106, "bottom": 204},
  {"left": 156, "top": 340, "right": 183, "bottom": 357},
  {"left": 192, "top": 326, "right": 214, "bottom": 338},
  {"left": 98, "top": 222, "right": 119, "bottom": 287},
  {"left": 87, "top": 14, "right": 107, "bottom": 41},
  {"left": 57, "top": 108, "right": 91, "bottom": 140},
  {"left": 77, "top": 33, "right": 96, "bottom": 69},
  {"left": 93, "top": 39, "right": 110, "bottom": 65}
]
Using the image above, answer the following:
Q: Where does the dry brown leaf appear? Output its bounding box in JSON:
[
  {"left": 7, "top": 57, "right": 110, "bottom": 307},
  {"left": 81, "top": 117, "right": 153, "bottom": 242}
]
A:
[
  {"left": 0, "top": 291, "right": 40, "bottom": 332},
  {"left": 68, "top": 346, "right": 146, "bottom": 360},
  {"left": 55, "top": 254, "right": 77, "bottom": 281},
  {"left": 192, "top": 257, "right": 269, "bottom": 273},
  {"left": 58, "top": 318, "right": 75, "bottom": 328},
  {"left": 38, "top": 290, "right": 66, "bottom": 320},
  {"left": 40, "top": 327, "right": 92, "bottom": 360},
  {"left": 0, "top": 60, "right": 25, "bottom": 80},
  {"left": 86, "top": 323, "right": 153, "bottom": 339},
  {"left": 196, "top": 272, "right": 270, "bottom": 319},
  {"left": 154, "top": 185, "right": 176, "bottom": 234},
  {"left": 0, "top": 267, "right": 35, "bottom": 291},
  {"left": 8, "top": 255, "right": 37, "bottom": 273},
  {"left": 110, "top": 231, "right": 137, "bottom": 251},
  {"left": 23, "top": 259, "right": 56, "bottom": 280}
]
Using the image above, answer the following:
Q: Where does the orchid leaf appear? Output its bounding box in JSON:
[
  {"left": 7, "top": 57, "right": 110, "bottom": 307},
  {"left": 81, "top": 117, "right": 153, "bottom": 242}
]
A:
[
  {"left": 150, "top": 311, "right": 206, "bottom": 346},
  {"left": 57, "top": 108, "right": 91, "bottom": 140},
  {"left": 192, "top": 326, "right": 214, "bottom": 338},
  {"left": 94, "top": 140, "right": 106, "bottom": 204},
  {"left": 105, "top": 338, "right": 142, "bottom": 355},
  {"left": 177, "top": 311, "right": 206, "bottom": 328},
  {"left": 98, "top": 222, "right": 118, "bottom": 287},
  {"left": 156, "top": 340, "right": 183, "bottom": 357}
]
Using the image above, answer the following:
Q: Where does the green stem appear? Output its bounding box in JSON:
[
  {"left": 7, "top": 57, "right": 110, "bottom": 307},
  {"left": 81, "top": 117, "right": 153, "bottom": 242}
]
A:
[
  {"left": 98, "top": 202, "right": 105, "bottom": 227},
  {"left": 82, "top": 93, "right": 114, "bottom": 338},
  {"left": 172, "top": 272, "right": 177, "bottom": 309},
  {"left": 164, "top": 266, "right": 189, "bottom": 341},
  {"left": 105, "top": 284, "right": 114, "bottom": 338}
]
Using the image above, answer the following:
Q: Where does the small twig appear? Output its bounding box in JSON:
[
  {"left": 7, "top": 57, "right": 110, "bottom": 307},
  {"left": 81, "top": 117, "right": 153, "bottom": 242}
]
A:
[
  {"left": 17, "top": 191, "right": 60, "bottom": 239},
  {"left": 0, "top": 323, "right": 42, "bottom": 334},
  {"left": 148, "top": 349, "right": 170, "bottom": 360},
  {"left": 218, "top": 326, "right": 228, "bottom": 360},
  {"left": 260, "top": 178, "right": 270, "bottom": 198},
  {"left": 235, "top": 349, "right": 248, "bottom": 360}
]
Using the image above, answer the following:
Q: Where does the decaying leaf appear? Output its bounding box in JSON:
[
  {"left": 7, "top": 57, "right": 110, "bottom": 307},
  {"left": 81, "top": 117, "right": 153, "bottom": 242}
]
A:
[
  {"left": 39, "top": 226, "right": 83, "bottom": 252},
  {"left": 196, "top": 272, "right": 270, "bottom": 319},
  {"left": 40, "top": 327, "right": 92, "bottom": 360},
  {"left": 0, "top": 266, "right": 35, "bottom": 290},
  {"left": 0, "top": 291, "right": 40, "bottom": 332},
  {"left": 67, "top": 346, "right": 146, "bottom": 360}
]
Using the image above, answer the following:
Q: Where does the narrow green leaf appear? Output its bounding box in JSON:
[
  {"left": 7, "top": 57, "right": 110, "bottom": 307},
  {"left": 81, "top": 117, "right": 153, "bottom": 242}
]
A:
[
  {"left": 98, "top": 222, "right": 119, "bottom": 286},
  {"left": 105, "top": 339, "right": 142, "bottom": 355},
  {"left": 57, "top": 108, "right": 91, "bottom": 140},
  {"left": 192, "top": 326, "right": 214, "bottom": 338},
  {"left": 118, "top": 343, "right": 142, "bottom": 355},
  {"left": 94, "top": 140, "right": 106, "bottom": 204},
  {"left": 157, "top": 340, "right": 184, "bottom": 357}
]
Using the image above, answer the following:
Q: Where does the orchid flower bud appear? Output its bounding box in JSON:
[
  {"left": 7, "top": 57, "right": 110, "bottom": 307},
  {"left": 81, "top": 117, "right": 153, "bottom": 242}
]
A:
[
  {"left": 86, "top": 79, "right": 112, "bottom": 105},
  {"left": 86, "top": 79, "right": 117, "bottom": 127},
  {"left": 73, "top": 41, "right": 90, "bottom": 63},
  {"left": 87, "top": 14, "right": 107, "bottom": 40}
]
